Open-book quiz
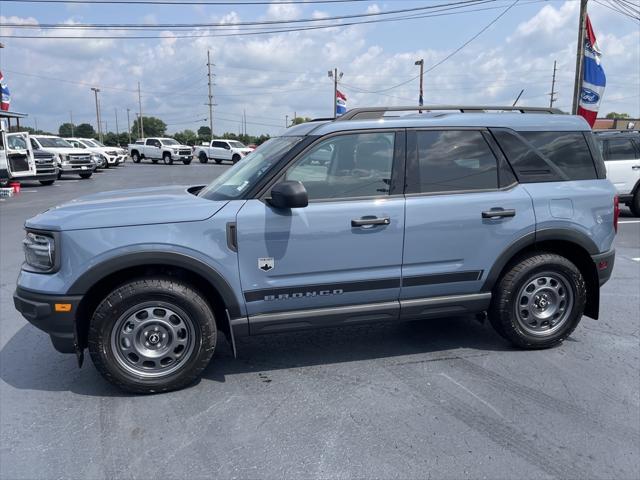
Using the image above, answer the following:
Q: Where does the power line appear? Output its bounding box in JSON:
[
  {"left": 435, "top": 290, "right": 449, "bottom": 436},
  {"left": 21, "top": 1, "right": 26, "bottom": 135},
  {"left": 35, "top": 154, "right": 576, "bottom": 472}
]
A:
[{"left": 0, "top": 0, "right": 533, "bottom": 39}]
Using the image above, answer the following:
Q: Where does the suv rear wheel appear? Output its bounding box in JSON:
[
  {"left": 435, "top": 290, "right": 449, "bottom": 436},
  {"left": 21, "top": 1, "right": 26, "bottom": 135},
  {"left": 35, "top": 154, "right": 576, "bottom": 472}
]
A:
[
  {"left": 489, "top": 253, "right": 586, "bottom": 349},
  {"left": 88, "top": 277, "right": 217, "bottom": 394}
]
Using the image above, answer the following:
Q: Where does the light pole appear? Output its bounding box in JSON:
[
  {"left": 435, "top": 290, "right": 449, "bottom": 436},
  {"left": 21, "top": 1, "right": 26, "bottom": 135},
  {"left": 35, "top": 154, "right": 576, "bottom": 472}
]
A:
[
  {"left": 415, "top": 59, "right": 424, "bottom": 113},
  {"left": 91, "top": 87, "right": 102, "bottom": 141},
  {"left": 126, "top": 108, "right": 132, "bottom": 143},
  {"left": 327, "top": 68, "right": 343, "bottom": 119}
]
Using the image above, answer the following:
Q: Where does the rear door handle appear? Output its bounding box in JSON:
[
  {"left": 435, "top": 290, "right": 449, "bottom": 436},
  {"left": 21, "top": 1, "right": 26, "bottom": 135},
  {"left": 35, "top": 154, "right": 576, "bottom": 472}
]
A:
[
  {"left": 632, "top": 165, "right": 640, "bottom": 170},
  {"left": 482, "top": 208, "right": 516, "bottom": 219},
  {"left": 351, "top": 216, "right": 391, "bottom": 227}
]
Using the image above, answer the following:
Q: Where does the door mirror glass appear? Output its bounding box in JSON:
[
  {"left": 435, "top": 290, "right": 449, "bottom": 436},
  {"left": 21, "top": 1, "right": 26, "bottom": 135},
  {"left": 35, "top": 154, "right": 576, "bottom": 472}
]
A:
[{"left": 268, "top": 181, "right": 308, "bottom": 209}]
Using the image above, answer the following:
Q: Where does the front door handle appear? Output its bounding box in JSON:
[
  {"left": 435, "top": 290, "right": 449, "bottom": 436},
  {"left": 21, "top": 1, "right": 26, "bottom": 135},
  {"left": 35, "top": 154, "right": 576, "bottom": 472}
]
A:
[
  {"left": 482, "top": 208, "right": 516, "bottom": 219},
  {"left": 351, "top": 216, "right": 391, "bottom": 227}
]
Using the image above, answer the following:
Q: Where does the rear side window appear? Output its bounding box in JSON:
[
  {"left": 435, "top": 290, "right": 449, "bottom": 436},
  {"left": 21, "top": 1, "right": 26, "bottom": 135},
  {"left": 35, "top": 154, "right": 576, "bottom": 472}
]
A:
[
  {"left": 407, "top": 130, "right": 498, "bottom": 194},
  {"left": 605, "top": 138, "right": 637, "bottom": 160},
  {"left": 492, "top": 130, "right": 597, "bottom": 182}
]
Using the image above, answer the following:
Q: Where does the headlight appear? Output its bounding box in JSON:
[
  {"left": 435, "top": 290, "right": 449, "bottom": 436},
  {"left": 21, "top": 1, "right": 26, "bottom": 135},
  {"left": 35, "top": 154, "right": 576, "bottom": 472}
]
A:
[{"left": 23, "top": 231, "right": 55, "bottom": 271}]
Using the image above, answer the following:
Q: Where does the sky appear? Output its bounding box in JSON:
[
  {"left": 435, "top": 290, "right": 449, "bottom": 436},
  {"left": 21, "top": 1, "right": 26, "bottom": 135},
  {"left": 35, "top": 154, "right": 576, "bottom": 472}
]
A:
[{"left": 0, "top": 0, "right": 638, "bottom": 136}]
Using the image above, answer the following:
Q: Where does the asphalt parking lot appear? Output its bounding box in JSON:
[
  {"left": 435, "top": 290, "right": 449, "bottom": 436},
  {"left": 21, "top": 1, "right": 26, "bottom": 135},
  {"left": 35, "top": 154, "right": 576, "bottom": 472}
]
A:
[{"left": 1, "top": 162, "right": 639, "bottom": 480}]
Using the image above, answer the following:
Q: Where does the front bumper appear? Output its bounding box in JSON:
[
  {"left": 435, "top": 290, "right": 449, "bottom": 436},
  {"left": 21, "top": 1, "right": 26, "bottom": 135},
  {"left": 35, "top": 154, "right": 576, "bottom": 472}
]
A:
[
  {"left": 13, "top": 287, "right": 82, "bottom": 353},
  {"left": 592, "top": 249, "right": 615, "bottom": 286},
  {"left": 59, "top": 164, "right": 95, "bottom": 174},
  {"left": 171, "top": 154, "right": 193, "bottom": 161}
]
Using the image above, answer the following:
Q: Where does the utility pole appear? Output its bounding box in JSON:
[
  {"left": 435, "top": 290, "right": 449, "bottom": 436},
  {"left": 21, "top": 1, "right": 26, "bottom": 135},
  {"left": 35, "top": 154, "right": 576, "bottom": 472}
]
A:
[
  {"left": 34, "top": 117, "right": 38, "bottom": 132},
  {"left": 549, "top": 60, "right": 558, "bottom": 108},
  {"left": 114, "top": 108, "right": 120, "bottom": 145},
  {"left": 207, "top": 50, "right": 215, "bottom": 141},
  {"left": 69, "top": 111, "right": 74, "bottom": 137},
  {"left": 91, "top": 87, "right": 102, "bottom": 142},
  {"left": 138, "top": 82, "right": 144, "bottom": 138},
  {"left": 126, "top": 108, "right": 132, "bottom": 143},
  {"left": 328, "top": 68, "right": 343, "bottom": 119},
  {"left": 243, "top": 109, "right": 247, "bottom": 137},
  {"left": 415, "top": 59, "right": 424, "bottom": 113},
  {"left": 285, "top": 115, "right": 289, "bottom": 128},
  {"left": 572, "top": 0, "right": 588, "bottom": 114}
]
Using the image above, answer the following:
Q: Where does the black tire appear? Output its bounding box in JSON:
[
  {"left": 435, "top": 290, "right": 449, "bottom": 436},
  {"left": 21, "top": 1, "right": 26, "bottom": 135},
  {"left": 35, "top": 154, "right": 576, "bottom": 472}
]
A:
[
  {"left": 489, "top": 252, "right": 586, "bottom": 349},
  {"left": 214, "top": 158, "right": 222, "bottom": 164},
  {"left": 232, "top": 154, "right": 241, "bottom": 164},
  {"left": 39, "top": 180, "right": 55, "bottom": 186},
  {"left": 79, "top": 172, "right": 93, "bottom": 179},
  {"left": 183, "top": 158, "right": 192, "bottom": 165},
  {"left": 57, "top": 171, "right": 62, "bottom": 179},
  {"left": 131, "top": 152, "right": 141, "bottom": 163},
  {"left": 630, "top": 191, "right": 640, "bottom": 217},
  {"left": 199, "top": 153, "right": 208, "bottom": 164},
  {"left": 163, "top": 153, "right": 173, "bottom": 165},
  {"left": 88, "top": 277, "right": 217, "bottom": 394}
]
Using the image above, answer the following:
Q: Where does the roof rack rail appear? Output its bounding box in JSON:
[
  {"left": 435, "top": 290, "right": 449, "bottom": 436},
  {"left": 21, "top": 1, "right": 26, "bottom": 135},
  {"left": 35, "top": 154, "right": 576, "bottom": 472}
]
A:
[{"left": 336, "top": 105, "right": 564, "bottom": 121}]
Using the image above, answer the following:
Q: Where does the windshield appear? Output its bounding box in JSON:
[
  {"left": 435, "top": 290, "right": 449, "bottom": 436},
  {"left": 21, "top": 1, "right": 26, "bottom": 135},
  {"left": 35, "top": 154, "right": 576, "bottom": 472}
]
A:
[
  {"left": 89, "top": 139, "right": 104, "bottom": 147},
  {"left": 229, "top": 141, "right": 246, "bottom": 149},
  {"left": 199, "top": 136, "right": 302, "bottom": 201},
  {"left": 161, "top": 139, "right": 179, "bottom": 146},
  {"left": 36, "top": 137, "right": 73, "bottom": 148}
]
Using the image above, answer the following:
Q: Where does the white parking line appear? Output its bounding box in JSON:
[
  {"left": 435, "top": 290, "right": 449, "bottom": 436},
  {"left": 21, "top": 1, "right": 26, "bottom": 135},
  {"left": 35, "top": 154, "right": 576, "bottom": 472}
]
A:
[
  {"left": 632, "top": 258, "right": 640, "bottom": 262},
  {"left": 619, "top": 220, "right": 640, "bottom": 224}
]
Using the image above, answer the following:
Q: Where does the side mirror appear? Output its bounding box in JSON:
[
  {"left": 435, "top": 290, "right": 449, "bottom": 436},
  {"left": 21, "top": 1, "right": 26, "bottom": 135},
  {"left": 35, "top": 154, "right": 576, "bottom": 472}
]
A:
[{"left": 268, "top": 181, "right": 308, "bottom": 209}]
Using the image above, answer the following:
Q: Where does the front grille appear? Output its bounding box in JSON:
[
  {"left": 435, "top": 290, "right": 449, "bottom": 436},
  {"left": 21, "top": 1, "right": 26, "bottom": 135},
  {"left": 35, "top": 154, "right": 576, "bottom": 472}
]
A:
[
  {"left": 106, "top": 151, "right": 118, "bottom": 156},
  {"left": 36, "top": 164, "right": 56, "bottom": 174},
  {"left": 179, "top": 149, "right": 191, "bottom": 156},
  {"left": 68, "top": 154, "right": 92, "bottom": 165}
]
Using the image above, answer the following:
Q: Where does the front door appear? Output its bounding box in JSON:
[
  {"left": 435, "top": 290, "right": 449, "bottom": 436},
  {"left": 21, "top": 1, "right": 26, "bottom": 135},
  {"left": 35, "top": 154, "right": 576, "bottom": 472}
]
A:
[
  {"left": 400, "top": 129, "right": 536, "bottom": 319},
  {"left": 5, "top": 132, "right": 36, "bottom": 178},
  {"left": 236, "top": 130, "right": 406, "bottom": 334}
]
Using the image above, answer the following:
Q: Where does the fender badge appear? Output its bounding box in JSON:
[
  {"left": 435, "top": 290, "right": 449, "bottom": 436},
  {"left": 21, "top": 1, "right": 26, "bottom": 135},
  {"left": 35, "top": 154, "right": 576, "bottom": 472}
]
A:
[{"left": 258, "top": 257, "right": 274, "bottom": 272}]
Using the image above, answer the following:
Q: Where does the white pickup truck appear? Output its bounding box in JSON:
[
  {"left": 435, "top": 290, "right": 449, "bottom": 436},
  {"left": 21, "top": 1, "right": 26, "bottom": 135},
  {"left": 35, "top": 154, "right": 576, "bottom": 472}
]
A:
[
  {"left": 128, "top": 138, "right": 193, "bottom": 165},
  {"left": 194, "top": 139, "right": 253, "bottom": 164},
  {"left": 594, "top": 130, "right": 640, "bottom": 216}
]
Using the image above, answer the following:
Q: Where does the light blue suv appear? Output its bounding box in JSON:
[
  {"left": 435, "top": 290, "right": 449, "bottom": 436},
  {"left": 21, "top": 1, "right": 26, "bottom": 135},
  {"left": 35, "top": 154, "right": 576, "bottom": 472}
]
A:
[{"left": 14, "top": 106, "right": 618, "bottom": 393}]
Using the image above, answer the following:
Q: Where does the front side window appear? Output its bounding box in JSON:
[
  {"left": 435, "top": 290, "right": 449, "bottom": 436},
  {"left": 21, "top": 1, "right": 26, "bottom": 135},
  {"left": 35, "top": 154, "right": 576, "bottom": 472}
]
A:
[
  {"left": 284, "top": 132, "right": 395, "bottom": 200},
  {"left": 606, "top": 138, "right": 637, "bottom": 160},
  {"left": 199, "top": 136, "right": 302, "bottom": 201},
  {"left": 408, "top": 130, "right": 498, "bottom": 194},
  {"left": 8, "top": 135, "right": 27, "bottom": 150}
]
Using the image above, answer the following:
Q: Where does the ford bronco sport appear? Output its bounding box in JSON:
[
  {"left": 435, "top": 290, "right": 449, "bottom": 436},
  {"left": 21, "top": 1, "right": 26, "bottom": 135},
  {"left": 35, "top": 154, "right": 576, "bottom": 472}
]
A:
[{"left": 14, "top": 106, "right": 617, "bottom": 393}]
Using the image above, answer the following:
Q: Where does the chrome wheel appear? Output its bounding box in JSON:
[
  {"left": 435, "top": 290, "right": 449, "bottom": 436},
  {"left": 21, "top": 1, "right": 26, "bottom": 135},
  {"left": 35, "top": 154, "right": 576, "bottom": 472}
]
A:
[
  {"left": 515, "top": 272, "right": 574, "bottom": 337},
  {"left": 111, "top": 303, "right": 196, "bottom": 378}
]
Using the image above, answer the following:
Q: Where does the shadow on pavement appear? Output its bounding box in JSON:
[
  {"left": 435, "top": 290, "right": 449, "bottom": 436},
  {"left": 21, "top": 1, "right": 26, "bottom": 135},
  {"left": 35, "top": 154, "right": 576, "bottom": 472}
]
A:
[{"left": 1, "top": 314, "right": 511, "bottom": 397}]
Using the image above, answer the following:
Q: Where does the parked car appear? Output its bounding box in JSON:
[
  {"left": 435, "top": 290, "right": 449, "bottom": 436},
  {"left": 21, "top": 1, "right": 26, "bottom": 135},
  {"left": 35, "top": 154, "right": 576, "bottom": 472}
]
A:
[
  {"left": 14, "top": 106, "right": 617, "bottom": 394},
  {"left": 67, "top": 138, "right": 127, "bottom": 168},
  {"left": 1, "top": 129, "right": 58, "bottom": 186},
  {"left": 194, "top": 139, "right": 253, "bottom": 164},
  {"left": 128, "top": 138, "right": 192, "bottom": 165},
  {"left": 594, "top": 130, "right": 640, "bottom": 216},
  {"left": 30, "top": 135, "right": 95, "bottom": 179}
]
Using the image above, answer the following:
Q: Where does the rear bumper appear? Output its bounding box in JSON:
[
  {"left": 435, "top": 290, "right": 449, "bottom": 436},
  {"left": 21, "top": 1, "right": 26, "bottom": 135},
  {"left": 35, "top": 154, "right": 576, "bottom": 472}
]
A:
[
  {"left": 13, "top": 287, "right": 82, "bottom": 354},
  {"left": 592, "top": 249, "right": 615, "bottom": 286}
]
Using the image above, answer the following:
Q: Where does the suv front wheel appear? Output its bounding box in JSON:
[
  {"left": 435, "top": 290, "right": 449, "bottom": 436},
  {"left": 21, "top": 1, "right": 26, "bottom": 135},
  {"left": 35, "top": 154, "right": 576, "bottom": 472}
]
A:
[
  {"left": 88, "top": 277, "right": 217, "bottom": 393},
  {"left": 489, "top": 253, "right": 586, "bottom": 349}
]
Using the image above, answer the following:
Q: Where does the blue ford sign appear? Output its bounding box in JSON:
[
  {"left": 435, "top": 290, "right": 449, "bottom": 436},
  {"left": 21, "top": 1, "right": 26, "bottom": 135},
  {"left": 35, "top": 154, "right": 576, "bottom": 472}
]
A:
[{"left": 581, "top": 87, "right": 600, "bottom": 104}]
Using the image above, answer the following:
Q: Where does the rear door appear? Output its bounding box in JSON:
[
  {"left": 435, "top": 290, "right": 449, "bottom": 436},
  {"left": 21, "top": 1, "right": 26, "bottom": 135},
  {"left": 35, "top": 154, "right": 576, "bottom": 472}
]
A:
[
  {"left": 400, "top": 129, "right": 536, "bottom": 319},
  {"left": 236, "top": 130, "right": 406, "bottom": 334},
  {"left": 602, "top": 137, "right": 640, "bottom": 195}
]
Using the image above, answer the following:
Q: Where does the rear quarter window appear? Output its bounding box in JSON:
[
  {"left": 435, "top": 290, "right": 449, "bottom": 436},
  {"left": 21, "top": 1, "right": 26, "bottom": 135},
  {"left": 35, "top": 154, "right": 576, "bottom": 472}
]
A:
[
  {"left": 492, "top": 130, "right": 597, "bottom": 182},
  {"left": 605, "top": 138, "right": 638, "bottom": 160}
]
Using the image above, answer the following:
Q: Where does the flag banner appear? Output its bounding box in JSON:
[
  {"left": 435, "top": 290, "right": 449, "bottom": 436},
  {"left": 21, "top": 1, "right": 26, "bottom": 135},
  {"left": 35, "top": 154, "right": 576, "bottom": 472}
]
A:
[
  {"left": 577, "top": 14, "right": 606, "bottom": 127},
  {"left": 0, "top": 71, "right": 10, "bottom": 111},
  {"left": 336, "top": 89, "right": 347, "bottom": 116}
]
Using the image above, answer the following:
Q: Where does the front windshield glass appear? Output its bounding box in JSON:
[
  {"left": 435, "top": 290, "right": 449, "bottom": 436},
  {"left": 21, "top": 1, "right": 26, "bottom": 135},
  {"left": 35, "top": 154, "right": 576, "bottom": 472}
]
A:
[
  {"left": 229, "top": 141, "right": 246, "bottom": 149},
  {"left": 161, "top": 139, "right": 179, "bottom": 146},
  {"left": 88, "top": 139, "right": 104, "bottom": 147},
  {"left": 199, "top": 136, "right": 302, "bottom": 201},
  {"left": 36, "top": 137, "right": 73, "bottom": 148}
]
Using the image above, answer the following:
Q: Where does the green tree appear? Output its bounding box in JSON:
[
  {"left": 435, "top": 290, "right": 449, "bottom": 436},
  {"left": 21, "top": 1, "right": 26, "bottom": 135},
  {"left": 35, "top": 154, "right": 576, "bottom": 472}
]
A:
[
  {"left": 291, "top": 116, "right": 311, "bottom": 126},
  {"left": 58, "top": 123, "right": 75, "bottom": 137},
  {"left": 197, "top": 126, "right": 212, "bottom": 138},
  {"left": 174, "top": 129, "right": 198, "bottom": 145},
  {"left": 131, "top": 116, "right": 167, "bottom": 137},
  {"left": 75, "top": 123, "right": 96, "bottom": 138},
  {"left": 605, "top": 112, "right": 630, "bottom": 119}
]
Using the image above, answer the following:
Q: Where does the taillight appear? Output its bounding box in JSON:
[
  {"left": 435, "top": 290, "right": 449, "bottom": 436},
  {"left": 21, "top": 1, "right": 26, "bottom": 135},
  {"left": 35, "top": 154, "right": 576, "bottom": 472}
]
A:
[{"left": 614, "top": 195, "right": 619, "bottom": 233}]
